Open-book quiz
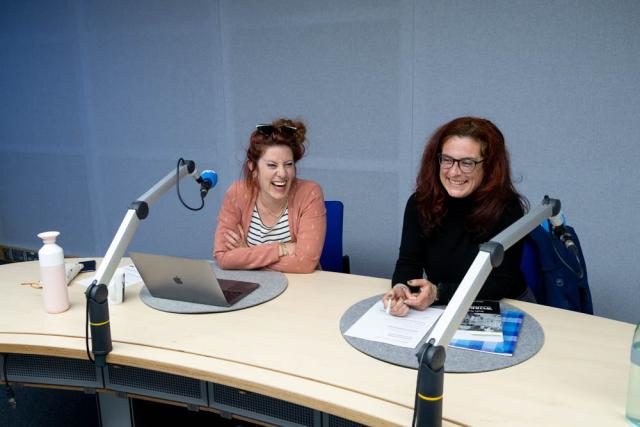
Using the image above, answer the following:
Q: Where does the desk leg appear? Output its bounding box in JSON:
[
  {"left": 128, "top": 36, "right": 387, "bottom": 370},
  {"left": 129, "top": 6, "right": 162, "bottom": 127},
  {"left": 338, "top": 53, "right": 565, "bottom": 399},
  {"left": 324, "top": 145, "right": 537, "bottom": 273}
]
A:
[{"left": 98, "top": 392, "right": 132, "bottom": 427}]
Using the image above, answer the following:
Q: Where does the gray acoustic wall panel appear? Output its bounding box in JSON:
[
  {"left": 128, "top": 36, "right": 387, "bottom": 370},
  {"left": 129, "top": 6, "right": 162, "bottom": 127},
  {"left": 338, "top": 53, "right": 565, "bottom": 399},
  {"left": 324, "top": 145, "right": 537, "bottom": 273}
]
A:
[
  {"left": 0, "top": 151, "right": 97, "bottom": 256},
  {"left": 302, "top": 168, "right": 402, "bottom": 279}
]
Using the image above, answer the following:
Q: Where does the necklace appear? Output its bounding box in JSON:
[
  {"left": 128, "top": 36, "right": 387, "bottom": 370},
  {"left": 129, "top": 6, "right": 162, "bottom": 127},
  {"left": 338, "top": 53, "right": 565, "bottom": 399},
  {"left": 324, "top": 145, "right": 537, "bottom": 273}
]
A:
[{"left": 256, "top": 198, "right": 288, "bottom": 227}]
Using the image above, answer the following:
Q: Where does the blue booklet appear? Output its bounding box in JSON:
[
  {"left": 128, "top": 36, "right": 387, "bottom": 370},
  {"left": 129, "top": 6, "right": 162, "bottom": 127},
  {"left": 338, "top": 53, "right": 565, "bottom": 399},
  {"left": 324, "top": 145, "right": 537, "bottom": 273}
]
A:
[{"left": 448, "top": 310, "right": 525, "bottom": 356}]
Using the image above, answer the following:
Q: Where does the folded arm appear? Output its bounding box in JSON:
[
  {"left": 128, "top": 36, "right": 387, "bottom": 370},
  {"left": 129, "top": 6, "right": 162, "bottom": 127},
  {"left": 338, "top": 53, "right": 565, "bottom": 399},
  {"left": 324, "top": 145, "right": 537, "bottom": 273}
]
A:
[
  {"left": 214, "top": 185, "right": 281, "bottom": 270},
  {"left": 214, "top": 182, "right": 326, "bottom": 273},
  {"left": 263, "top": 185, "right": 326, "bottom": 273}
]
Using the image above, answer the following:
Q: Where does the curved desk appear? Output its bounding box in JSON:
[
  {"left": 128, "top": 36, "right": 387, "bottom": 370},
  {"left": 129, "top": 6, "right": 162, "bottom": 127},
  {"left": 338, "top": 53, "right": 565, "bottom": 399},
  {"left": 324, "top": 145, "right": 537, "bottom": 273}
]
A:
[{"left": 0, "top": 260, "right": 633, "bottom": 426}]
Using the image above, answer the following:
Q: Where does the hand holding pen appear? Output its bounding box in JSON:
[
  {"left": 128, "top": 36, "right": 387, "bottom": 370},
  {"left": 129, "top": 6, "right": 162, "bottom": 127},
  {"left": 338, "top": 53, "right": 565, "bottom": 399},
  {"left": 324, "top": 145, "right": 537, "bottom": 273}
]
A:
[{"left": 382, "top": 283, "right": 412, "bottom": 317}]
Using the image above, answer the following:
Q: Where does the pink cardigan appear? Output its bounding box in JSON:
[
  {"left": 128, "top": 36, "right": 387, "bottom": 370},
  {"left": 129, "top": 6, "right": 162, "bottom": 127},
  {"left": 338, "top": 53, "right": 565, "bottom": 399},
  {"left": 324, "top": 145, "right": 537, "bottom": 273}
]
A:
[{"left": 213, "top": 179, "right": 326, "bottom": 273}]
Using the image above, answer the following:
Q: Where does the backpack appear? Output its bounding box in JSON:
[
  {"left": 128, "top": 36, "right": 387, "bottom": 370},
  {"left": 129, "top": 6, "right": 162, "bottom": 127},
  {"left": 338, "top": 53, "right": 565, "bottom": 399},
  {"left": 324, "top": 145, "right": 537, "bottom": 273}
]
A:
[{"left": 521, "top": 224, "right": 593, "bottom": 314}]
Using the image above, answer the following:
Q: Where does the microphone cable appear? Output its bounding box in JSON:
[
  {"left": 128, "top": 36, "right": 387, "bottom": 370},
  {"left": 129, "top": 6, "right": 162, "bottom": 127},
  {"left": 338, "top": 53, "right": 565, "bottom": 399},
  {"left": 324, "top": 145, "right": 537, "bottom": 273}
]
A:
[
  {"left": 547, "top": 227, "right": 584, "bottom": 279},
  {"left": 85, "top": 295, "right": 95, "bottom": 364},
  {"left": 176, "top": 158, "right": 205, "bottom": 211}
]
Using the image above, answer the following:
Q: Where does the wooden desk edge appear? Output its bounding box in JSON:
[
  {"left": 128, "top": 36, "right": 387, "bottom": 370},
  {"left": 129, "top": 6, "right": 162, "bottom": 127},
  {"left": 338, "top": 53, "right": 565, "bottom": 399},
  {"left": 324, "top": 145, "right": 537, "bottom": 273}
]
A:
[{"left": 0, "top": 333, "right": 458, "bottom": 427}]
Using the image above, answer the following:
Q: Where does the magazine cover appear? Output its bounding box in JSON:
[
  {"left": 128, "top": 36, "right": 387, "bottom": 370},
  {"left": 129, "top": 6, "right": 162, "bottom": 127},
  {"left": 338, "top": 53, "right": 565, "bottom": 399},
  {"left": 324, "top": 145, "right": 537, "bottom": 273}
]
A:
[
  {"left": 452, "top": 300, "right": 502, "bottom": 342},
  {"left": 449, "top": 311, "right": 525, "bottom": 356}
]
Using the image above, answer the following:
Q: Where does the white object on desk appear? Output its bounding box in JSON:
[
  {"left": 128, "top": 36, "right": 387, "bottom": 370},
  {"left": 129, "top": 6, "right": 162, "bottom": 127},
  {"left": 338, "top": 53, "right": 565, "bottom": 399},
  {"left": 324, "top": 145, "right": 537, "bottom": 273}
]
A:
[
  {"left": 108, "top": 267, "right": 126, "bottom": 304},
  {"left": 345, "top": 301, "right": 444, "bottom": 349},
  {"left": 76, "top": 264, "right": 142, "bottom": 288},
  {"left": 65, "top": 262, "right": 83, "bottom": 285}
]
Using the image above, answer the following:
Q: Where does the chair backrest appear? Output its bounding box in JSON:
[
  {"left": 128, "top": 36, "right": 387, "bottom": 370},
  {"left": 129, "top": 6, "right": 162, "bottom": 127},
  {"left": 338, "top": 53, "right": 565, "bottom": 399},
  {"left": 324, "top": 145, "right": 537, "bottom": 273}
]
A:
[
  {"left": 520, "top": 237, "right": 541, "bottom": 297},
  {"left": 320, "top": 201, "right": 347, "bottom": 273}
]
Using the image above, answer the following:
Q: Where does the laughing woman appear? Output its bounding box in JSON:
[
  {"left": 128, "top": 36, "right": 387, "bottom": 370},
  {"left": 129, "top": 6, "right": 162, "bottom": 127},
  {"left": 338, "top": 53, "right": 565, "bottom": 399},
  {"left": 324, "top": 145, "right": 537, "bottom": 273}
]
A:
[
  {"left": 214, "top": 118, "right": 326, "bottom": 273},
  {"left": 384, "top": 116, "right": 533, "bottom": 316}
]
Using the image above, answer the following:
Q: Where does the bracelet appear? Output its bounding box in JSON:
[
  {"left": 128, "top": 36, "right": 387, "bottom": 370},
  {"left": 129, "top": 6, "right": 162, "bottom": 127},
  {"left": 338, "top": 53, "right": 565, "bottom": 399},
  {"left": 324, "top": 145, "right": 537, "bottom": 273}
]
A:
[{"left": 279, "top": 242, "right": 288, "bottom": 257}]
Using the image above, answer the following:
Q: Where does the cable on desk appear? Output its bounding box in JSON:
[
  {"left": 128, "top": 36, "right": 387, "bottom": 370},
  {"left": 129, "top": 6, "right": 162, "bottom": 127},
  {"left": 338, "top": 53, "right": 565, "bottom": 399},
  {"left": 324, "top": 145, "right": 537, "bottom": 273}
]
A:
[{"left": 2, "top": 353, "right": 16, "bottom": 409}]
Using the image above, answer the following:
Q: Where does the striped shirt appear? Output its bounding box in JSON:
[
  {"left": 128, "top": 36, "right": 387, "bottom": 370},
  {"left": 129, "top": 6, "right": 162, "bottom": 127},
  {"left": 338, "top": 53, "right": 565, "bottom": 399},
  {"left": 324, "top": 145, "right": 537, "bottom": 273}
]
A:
[{"left": 247, "top": 205, "right": 292, "bottom": 247}]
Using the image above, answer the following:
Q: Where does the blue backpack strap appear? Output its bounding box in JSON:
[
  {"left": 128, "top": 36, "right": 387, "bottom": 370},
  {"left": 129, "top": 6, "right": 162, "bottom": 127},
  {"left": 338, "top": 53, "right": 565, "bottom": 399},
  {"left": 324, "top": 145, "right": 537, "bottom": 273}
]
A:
[{"left": 525, "top": 225, "right": 593, "bottom": 314}]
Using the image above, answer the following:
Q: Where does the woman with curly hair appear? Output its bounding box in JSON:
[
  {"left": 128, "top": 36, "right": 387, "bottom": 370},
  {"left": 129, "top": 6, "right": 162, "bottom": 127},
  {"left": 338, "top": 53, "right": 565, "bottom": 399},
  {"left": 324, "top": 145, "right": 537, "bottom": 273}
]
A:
[{"left": 384, "top": 116, "right": 533, "bottom": 316}]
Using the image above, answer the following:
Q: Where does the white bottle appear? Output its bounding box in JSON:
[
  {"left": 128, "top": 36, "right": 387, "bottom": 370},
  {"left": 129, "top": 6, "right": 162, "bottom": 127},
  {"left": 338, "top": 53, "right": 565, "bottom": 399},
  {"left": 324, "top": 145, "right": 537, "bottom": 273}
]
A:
[{"left": 37, "top": 231, "right": 70, "bottom": 313}]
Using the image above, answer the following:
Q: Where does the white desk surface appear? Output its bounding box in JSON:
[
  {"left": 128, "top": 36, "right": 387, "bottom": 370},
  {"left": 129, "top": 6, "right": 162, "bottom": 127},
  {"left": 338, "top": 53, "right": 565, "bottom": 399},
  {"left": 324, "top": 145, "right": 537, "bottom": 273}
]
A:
[{"left": 0, "top": 260, "right": 634, "bottom": 426}]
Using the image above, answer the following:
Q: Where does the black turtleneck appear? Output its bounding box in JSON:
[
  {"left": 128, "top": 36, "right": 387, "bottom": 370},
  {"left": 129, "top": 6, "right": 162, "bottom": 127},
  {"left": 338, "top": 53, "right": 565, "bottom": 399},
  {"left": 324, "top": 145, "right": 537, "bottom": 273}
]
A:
[{"left": 392, "top": 193, "right": 526, "bottom": 302}]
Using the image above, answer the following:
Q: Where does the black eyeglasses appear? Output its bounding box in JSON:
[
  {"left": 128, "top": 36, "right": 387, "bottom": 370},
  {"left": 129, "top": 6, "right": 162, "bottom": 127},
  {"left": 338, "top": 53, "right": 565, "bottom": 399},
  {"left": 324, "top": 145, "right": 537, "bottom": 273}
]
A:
[
  {"left": 256, "top": 124, "right": 297, "bottom": 138},
  {"left": 438, "top": 154, "right": 484, "bottom": 173}
]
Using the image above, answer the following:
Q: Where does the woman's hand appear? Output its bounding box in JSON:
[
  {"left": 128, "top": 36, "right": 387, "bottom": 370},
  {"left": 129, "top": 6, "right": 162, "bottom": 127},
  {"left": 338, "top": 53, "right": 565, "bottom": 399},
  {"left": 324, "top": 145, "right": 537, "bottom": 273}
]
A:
[
  {"left": 225, "top": 224, "right": 249, "bottom": 250},
  {"left": 382, "top": 284, "right": 412, "bottom": 317},
  {"left": 403, "top": 279, "right": 438, "bottom": 311}
]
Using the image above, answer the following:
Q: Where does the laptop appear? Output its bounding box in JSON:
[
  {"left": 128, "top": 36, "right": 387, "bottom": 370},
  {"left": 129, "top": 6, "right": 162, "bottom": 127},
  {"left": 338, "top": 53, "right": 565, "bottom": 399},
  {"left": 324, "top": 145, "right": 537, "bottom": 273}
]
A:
[{"left": 129, "top": 252, "right": 259, "bottom": 307}]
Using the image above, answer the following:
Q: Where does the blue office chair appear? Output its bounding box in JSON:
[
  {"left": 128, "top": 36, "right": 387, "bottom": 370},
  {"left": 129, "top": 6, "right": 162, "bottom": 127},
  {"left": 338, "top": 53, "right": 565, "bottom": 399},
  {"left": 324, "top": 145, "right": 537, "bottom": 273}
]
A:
[
  {"left": 320, "top": 201, "right": 351, "bottom": 273},
  {"left": 520, "top": 237, "right": 541, "bottom": 297}
]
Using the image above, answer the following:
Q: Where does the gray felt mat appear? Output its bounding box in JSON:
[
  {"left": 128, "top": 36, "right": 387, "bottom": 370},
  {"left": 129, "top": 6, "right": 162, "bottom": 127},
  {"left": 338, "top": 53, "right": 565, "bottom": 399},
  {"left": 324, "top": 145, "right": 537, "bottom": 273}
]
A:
[
  {"left": 340, "top": 295, "right": 544, "bottom": 372},
  {"left": 139, "top": 262, "right": 287, "bottom": 313}
]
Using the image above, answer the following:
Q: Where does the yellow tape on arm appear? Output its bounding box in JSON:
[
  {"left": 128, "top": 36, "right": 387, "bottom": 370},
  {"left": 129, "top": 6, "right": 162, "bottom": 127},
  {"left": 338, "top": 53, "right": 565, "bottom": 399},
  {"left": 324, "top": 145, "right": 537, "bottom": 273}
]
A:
[{"left": 418, "top": 392, "right": 443, "bottom": 401}]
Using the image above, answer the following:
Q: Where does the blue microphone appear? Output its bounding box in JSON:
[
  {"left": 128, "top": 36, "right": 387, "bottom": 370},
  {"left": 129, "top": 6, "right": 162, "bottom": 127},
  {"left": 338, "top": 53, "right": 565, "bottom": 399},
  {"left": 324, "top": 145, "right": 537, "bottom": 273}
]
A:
[{"left": 196, "top": 170, "right": 218, "bottom": 198}]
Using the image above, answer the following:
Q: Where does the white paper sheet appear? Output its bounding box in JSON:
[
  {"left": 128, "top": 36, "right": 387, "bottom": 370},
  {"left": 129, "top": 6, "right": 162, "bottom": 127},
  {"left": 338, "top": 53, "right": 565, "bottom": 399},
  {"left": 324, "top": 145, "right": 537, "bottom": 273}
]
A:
[
  {"left": 75, "top": 264, "right": 142, "bottom": 288},
  {"left": 344, "top": 301, "right": 444, "bottom": 348}
]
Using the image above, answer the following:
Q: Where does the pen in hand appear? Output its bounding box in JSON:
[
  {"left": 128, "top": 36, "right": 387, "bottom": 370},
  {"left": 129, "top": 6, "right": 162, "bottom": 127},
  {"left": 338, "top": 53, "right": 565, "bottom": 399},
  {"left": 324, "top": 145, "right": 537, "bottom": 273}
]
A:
[{"left": 385, "top": 296, "right": 393, "bottom": 315}]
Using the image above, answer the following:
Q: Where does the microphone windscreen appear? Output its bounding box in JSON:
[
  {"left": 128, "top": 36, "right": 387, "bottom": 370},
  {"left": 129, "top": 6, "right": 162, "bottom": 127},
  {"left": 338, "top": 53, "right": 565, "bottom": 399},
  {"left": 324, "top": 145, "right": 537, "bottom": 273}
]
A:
[{"left": 200, "top": 170, "right": 218, "bottom": 188}]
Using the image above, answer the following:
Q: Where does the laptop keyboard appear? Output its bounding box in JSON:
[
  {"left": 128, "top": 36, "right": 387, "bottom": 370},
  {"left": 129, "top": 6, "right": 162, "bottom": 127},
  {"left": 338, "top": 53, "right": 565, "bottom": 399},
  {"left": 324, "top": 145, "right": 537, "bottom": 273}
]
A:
[{"left": 223, "top": 289, "right": 243, "bottom": 300}]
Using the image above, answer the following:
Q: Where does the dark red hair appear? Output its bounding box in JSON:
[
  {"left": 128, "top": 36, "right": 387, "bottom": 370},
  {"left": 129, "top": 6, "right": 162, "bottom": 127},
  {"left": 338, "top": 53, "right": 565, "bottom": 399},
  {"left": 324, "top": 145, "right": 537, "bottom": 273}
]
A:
[
  {"left": 242, "top": 118, "right": 307, "bottom": 191},
  {"left": 415, "top": 116, "right": 528, "bottom": 238}
]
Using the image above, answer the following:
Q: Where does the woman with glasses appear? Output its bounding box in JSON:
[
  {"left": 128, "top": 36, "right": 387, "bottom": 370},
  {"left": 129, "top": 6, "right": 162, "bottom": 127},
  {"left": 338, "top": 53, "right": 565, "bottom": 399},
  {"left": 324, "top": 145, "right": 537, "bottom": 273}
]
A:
[
  {"left": 214, "top": 118, "right": 326, "bottom": 273},
  {"left": 384, "top": 116, "right": 532, "bottom": 316}
]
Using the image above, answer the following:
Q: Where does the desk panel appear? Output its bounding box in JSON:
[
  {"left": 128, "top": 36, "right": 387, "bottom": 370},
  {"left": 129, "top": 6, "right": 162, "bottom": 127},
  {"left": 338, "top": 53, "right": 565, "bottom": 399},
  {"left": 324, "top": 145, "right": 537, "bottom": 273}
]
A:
[{"left": 0, "top": 260, "right": 633, "bottom": 426}]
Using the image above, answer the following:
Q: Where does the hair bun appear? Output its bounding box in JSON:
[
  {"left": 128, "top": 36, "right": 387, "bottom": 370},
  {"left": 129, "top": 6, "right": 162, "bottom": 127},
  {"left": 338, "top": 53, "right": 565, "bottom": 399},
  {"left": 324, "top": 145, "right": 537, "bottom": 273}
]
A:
[{"left": 274, "top": 118, "right": 307, "bottom": 146}]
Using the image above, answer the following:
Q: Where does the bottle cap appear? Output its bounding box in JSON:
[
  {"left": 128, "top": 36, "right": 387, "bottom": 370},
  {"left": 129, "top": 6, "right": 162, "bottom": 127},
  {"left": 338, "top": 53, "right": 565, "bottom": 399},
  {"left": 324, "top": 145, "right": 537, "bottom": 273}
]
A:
[{"left": 37, "top": 231, "right": 60, "bottom": 244}]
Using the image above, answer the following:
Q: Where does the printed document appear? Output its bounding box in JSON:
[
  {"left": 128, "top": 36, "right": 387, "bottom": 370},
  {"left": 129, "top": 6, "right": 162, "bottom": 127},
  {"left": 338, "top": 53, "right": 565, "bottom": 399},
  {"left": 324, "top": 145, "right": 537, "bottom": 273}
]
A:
[{"left": 345, "top": 301, "right": 444, "bottom": 348}]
